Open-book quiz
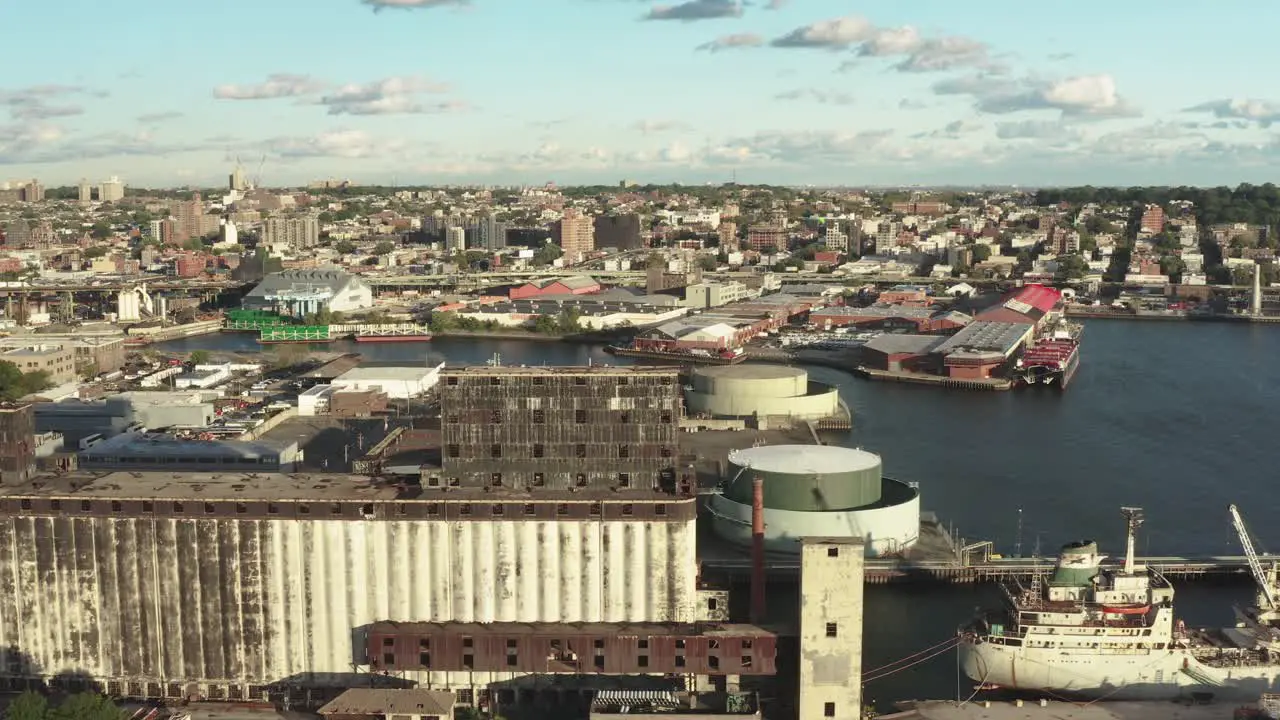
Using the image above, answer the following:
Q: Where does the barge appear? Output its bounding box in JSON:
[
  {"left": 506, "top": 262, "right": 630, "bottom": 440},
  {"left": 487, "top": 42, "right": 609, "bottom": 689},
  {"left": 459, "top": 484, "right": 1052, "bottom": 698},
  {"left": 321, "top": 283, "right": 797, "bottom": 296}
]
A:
[
  {"left": 1013, "top": 337, "right": 1079, "bottom": 389},
  {"left": 605, "top": 345, "right": 746, "bottom": 365}
]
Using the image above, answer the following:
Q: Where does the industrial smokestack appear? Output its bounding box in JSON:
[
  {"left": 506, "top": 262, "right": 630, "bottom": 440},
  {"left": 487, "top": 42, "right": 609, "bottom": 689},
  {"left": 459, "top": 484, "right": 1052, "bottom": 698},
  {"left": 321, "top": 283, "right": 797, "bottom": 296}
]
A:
[{"left": 750, "top": 474, "right": 766, "bottom": 624}]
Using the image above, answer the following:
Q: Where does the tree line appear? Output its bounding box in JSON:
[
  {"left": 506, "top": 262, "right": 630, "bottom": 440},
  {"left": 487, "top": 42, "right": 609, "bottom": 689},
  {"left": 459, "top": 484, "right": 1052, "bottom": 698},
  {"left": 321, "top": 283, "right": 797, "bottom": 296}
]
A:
[{"left": 1034, "top": 184, "right": 1280, "bottom": 231}]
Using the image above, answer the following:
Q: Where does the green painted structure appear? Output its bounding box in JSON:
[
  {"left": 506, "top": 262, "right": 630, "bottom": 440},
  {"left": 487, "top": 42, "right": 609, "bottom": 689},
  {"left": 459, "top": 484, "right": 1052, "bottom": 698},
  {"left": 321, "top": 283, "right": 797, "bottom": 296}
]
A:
[
  {"left": 259, "top": 325, "right": 332, "bottom": 342},
  {"left": 724, "top": 445, "right": 883, "bottom": 512},
  {"left": 224, "top": 310, "right": 297, "bottom": 331}
]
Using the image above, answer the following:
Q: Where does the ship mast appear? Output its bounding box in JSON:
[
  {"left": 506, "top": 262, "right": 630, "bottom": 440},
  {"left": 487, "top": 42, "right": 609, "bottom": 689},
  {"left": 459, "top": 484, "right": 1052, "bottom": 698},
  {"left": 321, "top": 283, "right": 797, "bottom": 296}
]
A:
[{"left": 1121, "top": 507, "right": 1144, "bottom": 575}]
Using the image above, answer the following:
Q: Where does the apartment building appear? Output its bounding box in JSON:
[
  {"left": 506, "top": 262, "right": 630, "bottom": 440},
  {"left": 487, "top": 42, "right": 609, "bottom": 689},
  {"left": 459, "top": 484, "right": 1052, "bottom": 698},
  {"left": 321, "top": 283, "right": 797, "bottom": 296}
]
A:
[
  {"left": 262, "top": 216, "right": 321, "bottom": 251},
  {"left": 555, "top": 208, "right": 594, "bottom": 264}
]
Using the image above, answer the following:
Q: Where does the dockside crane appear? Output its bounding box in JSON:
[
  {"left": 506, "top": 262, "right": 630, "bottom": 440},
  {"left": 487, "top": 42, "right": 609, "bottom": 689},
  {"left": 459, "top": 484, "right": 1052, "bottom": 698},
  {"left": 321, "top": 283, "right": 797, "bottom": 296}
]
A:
[{"left": 1230, "top": 504, "right": 1277, "bottom": 611}]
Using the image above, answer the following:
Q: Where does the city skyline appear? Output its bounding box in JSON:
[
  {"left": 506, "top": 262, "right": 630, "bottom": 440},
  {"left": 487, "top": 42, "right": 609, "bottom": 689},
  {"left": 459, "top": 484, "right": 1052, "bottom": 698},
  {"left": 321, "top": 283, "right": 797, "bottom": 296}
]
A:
[{"left": 3, "top": 0, "right": 1280, "bottom": 187}]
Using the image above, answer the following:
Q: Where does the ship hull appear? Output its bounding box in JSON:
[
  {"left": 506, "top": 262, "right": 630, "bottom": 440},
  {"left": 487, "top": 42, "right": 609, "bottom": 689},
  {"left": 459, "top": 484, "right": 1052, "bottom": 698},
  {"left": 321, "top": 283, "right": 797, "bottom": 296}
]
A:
[
  {"left": 354, "top": 334, "right": 433, "bottom": 343},
  {"left": 960, "top": 638, "right": 1280, "bottom": 700}
]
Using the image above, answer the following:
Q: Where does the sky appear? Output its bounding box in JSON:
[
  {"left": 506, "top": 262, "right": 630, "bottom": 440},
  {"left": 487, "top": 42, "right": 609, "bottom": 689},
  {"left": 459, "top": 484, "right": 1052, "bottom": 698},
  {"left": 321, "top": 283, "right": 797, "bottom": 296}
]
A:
[{"left": 3, "top": 0, "right": 1280, "bottom": 188}]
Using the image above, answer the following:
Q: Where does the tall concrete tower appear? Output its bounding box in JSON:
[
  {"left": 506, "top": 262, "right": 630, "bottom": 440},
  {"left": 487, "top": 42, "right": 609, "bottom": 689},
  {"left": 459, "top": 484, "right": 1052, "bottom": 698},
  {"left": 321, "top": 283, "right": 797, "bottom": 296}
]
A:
[
  {"left": 1252, "top": 262, "right": 1263, "bottom": 316},
  {"left": 77, "top": 179, "right": 93, "bottom": 203},
  {"left": 799, "top": 537, "right": 864, "bottom": 720}
]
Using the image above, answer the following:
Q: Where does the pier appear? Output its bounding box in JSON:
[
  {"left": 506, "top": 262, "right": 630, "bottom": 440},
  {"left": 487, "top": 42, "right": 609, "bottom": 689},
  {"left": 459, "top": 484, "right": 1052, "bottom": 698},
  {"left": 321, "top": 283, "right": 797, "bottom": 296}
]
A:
[
  {"left": 701, "top": 552, "right": 1276, "bottom": 584},
  {"left": 855, "top": 366, "right": 1013, "bottom": 392}
]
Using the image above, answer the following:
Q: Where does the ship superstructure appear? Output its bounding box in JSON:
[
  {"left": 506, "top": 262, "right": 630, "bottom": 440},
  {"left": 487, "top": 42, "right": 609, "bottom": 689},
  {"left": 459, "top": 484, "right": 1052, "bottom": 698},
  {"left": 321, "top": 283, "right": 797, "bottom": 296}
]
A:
[{"left": 959, "top": 506, "right": 1280, "bottom": 700}]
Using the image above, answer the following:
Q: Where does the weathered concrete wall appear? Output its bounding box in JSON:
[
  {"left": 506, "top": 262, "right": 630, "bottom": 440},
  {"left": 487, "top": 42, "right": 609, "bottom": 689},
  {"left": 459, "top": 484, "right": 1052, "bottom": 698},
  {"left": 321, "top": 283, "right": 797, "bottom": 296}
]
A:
[
  {"left": 798, "top": 537, "right": 863, "bottom": 720},
  {"left": 0, "top": 515, "right": 696, "bottom": 692}
]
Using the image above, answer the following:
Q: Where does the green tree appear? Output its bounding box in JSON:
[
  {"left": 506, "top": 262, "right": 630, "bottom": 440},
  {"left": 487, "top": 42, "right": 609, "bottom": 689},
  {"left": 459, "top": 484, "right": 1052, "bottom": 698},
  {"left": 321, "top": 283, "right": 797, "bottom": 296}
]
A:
[
  {"left": 971, "top": 243, "right": 992, "bottom": 263},
  {"left": 0, "top": 360, "right": 52, "bottom": 402},
  {"left": 83, "top": 246, "right": 111, "bottom": 259},
  {"left": 1054, "top": 254, "right": 1088, "bottom": 281},
  {"left": 89, "top": 221, "right": 112, "bottom": 239},
  {"left": 532, "top": 314, "right": 560, "bottom": 334},
  {"left": 427, "top": 311, "right": 458, "bottom": 333},
  {"left": 334, "top": 240, "right": 356, "bottom": 254},
  {"left": 5, "top": 690, "right": 48, "bottom": 720},
  {"left": 531, "top": 243, "right": 563, "bottom": 267},
  {"left": 48, "top": 692, "right": 124, "bottom": 720},
  {"left": 557, "top": 307, "right": 582, "bottom": 333},
  {"left": 1159, "top": 256, "right": 1187, "bottom": 282},
  {"left": 697, "top": 255, "right": 719, "bottom": 271},
  {"left": 189, "top": 350, "right": 211, "bottom": 366},
  {"left": 373, "top": 240, "right": 395, "bottom": 255}
]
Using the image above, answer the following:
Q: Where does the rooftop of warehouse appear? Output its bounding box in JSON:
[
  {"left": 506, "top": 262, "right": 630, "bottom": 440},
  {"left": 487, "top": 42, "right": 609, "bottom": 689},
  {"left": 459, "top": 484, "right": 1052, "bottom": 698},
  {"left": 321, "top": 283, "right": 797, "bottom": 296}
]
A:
[
  {"left": 814, "top": 304, "right": 936, "bottom": 319},
  {"left": 80, "top": 432, "right": 294, "bottom": 458},
  {"left": 863, "top": 334, "right": 946, "bottom": 356},
  {"left": 3, "top": 470, "right": 694, "bottom": 501},
  {"left": 334, "top": 363, "right": 443, "bottom": 382},
  {"left": 933, "top": 320, "right": 1029, "bottom": 355},
  {"left": 319, "top": 689, "right": 454, "bottom": 718}
]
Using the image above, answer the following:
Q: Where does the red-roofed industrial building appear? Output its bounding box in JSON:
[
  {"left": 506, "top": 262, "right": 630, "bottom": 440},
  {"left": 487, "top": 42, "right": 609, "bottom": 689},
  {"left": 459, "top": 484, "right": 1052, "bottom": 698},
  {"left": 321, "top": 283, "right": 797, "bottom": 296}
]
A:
[
  {"left": 509, "top": 275, "right": 601, "bottom": 300},
  {"left": 973, "top": 284, "right": 1062, "bottom": 332}
]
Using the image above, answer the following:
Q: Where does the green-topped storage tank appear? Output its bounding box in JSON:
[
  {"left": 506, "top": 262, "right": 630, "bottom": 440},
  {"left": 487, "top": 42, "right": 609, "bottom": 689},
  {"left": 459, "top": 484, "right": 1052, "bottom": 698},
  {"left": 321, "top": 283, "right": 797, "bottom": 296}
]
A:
[{"left": 725, "top": 444, "right": 883, "bottom": 511}]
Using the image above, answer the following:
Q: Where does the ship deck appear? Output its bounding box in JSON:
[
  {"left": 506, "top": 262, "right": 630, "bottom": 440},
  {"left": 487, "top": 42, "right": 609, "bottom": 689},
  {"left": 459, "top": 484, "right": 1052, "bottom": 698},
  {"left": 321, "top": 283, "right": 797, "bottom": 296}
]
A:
[{"left": 888, "top": 699, "right": 1235, "bottom": 720}]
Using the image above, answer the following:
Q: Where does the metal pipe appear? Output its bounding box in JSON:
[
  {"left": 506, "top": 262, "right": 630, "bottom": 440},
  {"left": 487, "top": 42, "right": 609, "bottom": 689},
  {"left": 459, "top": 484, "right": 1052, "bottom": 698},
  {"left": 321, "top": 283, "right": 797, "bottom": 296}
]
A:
[{"left": 750, "top": 474, "right": 766, "bottom": 624}]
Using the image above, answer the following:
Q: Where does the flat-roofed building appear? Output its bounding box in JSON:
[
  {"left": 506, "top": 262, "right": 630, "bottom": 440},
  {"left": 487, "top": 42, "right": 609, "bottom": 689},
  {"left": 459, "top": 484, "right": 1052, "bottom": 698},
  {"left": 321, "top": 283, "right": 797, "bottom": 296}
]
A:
[{"left": 1, "top": 344, "right": 76, "bottom": 386}]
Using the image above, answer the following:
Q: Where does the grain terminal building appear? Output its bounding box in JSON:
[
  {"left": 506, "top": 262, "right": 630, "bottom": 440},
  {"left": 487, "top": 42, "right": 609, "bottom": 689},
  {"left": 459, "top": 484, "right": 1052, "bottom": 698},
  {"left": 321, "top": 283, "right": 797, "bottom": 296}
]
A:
[{"left": 0, "top": 369, "right": 771, "bottom": 710}]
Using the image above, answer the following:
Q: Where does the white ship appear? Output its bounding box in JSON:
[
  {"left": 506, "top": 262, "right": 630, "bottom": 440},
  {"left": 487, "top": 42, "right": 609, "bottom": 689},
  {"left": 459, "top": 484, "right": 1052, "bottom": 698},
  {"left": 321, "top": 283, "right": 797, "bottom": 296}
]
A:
[{"left": 959, "top": 506, "right": 1280, "bottom": 700}]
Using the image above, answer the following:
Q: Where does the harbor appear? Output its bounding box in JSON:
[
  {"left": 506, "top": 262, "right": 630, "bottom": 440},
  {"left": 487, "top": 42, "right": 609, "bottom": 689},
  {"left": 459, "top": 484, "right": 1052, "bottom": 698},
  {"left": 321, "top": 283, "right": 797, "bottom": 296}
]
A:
[{"left": 98, "top": 318, "right": 1280, "bottom": 717}]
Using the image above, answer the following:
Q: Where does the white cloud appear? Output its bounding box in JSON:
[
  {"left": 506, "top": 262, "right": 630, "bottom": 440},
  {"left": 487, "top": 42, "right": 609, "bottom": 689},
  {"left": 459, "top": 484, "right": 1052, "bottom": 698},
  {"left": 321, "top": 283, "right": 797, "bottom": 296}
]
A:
[
  {"left": 858, "top": 26, "right": 922, "bottom": 56},
  {"left": 633, "top": 119, "right": 692, "bottom": 134},
  {"left": 318, "top": 76, "right": 455, "bottom": 115},
  {"left": 937, "top": 73, "right": 1140, "bottom": 119},
  {"left": 1185, "top": 98, "right": 1280, "bottom": 128},
  {"left": 645, "top": 0, "right": 742, "bottom": 22},
  {"left": 0, "top": 85, "right": 98, "bottom": 122},
  {"left": 137, "top": 111, "right": 184, "bottom": 124},
  {"left": 268, "top": 130, "right": 402, "bottom": 159},
  {"left": 696, "top": 32, "right": 764, "bottom": 52},
  {"left": 362, "top": 0, "right": 467, "bottom": 11},
  {"left": 774, "top": 88, "right": 856, "bottom": 106},
  {"left": 770, "top": 16, "right": 875, "bottom": 49},
  {"left": 994, "top": 120, "right": 1080, "bottom": 142},
  {"left": 213, "top": 74, "right": 327, "bottom": 100}
]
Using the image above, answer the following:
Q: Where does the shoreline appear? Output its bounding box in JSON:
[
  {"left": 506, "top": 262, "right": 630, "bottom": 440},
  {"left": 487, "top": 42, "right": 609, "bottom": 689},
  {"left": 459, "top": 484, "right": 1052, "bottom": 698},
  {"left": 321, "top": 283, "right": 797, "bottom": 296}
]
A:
[{"left": 1067, "top": 308, "right": 1280, "bottom": 324}]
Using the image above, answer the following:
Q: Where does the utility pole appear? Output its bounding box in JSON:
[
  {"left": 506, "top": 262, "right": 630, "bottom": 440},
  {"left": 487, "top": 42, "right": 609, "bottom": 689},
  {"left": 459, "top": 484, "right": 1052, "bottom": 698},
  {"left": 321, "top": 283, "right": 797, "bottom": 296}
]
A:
[{"left": 1014, "top": 507, "right": 1024, "bottom": 559}]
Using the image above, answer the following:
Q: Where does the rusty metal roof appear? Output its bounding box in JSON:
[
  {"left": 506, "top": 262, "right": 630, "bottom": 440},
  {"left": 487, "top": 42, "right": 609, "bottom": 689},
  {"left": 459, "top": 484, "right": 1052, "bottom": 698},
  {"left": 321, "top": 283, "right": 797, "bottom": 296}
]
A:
[{"left": 318, "top": 688, "right": 454, "bottom": 717}]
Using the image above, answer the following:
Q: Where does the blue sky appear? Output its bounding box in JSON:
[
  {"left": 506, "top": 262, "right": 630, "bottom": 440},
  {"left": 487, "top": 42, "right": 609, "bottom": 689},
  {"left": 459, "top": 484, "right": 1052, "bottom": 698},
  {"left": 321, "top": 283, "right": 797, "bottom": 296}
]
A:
[{"left": 2, "top": 0, "right": 1280, "bottom": 187}]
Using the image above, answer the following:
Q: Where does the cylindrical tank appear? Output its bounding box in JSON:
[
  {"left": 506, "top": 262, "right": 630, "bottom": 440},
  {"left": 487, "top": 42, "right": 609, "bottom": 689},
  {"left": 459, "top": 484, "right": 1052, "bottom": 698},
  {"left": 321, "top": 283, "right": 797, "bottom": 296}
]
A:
[
  {"left": 691, "top": 365, "right": 808, "bottom": 399},
  {"left": 725, "top": 445, "right": 882, "bottom": 511},
  {"left": 1052, "top": 540, "right": 1101, "bottom": 586}
]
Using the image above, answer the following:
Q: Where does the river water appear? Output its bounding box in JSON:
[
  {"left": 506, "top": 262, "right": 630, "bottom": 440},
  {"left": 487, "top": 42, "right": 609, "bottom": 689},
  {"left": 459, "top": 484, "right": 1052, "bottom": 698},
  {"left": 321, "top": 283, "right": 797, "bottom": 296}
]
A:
[{"left": 159, "top": 320, "right": 1276, "bottom": 708}]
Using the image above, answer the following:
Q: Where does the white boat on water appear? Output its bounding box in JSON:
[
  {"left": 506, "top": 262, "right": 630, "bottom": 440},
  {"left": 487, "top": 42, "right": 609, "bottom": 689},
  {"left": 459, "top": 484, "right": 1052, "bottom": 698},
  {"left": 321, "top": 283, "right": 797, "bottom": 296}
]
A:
[{"left": 959, "top": 506, "right": 1280, "bottom": 700}]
